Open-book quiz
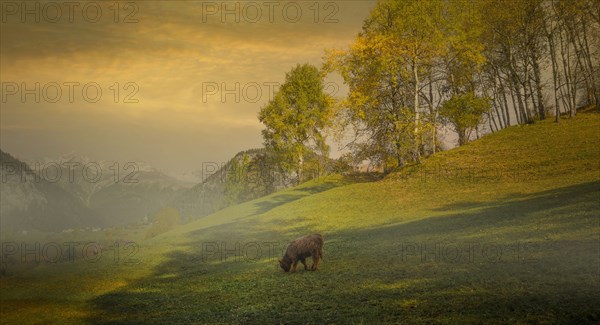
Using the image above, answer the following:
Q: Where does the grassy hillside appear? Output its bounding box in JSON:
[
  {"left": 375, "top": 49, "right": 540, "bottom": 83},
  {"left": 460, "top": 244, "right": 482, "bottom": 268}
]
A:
[{"left": 1, "top": 112, "right": 599, "bottom": 324}]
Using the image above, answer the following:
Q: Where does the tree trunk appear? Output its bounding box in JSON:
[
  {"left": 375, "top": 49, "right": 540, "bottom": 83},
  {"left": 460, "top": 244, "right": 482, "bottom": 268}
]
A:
[
  {"left": 296, "top": 154, "right": 303, "bottom": 185},
  {"left": 428, "top": 73, "right": 437, "bottom": 154},
  {"left": 580, "top": 23, "right": 598, "bottom": 107},
  {"left": 523, "top": 64, "right": 532, "bottom": 120},
  {"left": 413, "top": 59, "right": 421, "bottom": 163},
  {"left": 458, "top": 128, "right": 466, "bottom": 146},
  {"left": 497, "top": 71, "right": 511, "bottom": 126},
  {"left": 508, "top": 48, "right": 530, "bottom": 124},
  {"left": 489, "top": 111, "right": 497, "bottom": 133},
  {"left": 509, "top": 83, "right": 521, "bottom": 125},
  {"left": 547, "top": 29, "right": 561, "bottom": 122},
  {"left": 511, "top": 74, "right": 528, "bottom": 124},
  {"left": 528, "top": 44, "right": 545, "bottom": 120},
  {"left": 544, "top": 5, "right": 561, "bottom": 122},
  {"left": 559, "top": 25, "right": 576, "bottom": 116},
  {"left": 490, "top": 71, "right": 505, "bottom": 129},
  {"left": 484, "top": 71, "right": 502, "bottom": 131}
]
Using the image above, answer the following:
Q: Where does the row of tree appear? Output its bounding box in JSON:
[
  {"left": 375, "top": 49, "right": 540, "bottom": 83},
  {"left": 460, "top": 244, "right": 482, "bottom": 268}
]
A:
[{"left": 259, "top": 0, "right": 599, "bottom": 179}]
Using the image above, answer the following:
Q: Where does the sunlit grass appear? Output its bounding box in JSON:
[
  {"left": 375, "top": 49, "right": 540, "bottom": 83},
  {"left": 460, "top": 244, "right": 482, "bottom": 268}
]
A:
[{"left": 1, "top": 112, "right": 599, "bottom": 323}]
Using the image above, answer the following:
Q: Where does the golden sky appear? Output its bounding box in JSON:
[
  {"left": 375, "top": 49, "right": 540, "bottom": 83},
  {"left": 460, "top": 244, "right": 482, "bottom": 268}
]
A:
[{"left": 0, "top": 0, "right": 375, "bottom": 177}]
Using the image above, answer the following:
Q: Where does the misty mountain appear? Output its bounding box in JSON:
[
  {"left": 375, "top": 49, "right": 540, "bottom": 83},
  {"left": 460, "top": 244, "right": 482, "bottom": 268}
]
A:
[
  {"left": 0, "top": 147, "right": 332, "bottom": 232},
  {"left": 172, "top": 148, "right": 295, "bottom": 221},
  {"left": 25, "top": 153, "right": 193, "bottom": 227},
  {"left": 0, "top": 150, "right": 102, "bottom": 232}
]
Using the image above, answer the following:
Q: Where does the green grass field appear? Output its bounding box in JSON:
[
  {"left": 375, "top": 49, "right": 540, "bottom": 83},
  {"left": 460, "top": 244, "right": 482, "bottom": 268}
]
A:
[{"left": 1, "top": 112, "right": 599, "bottom": 324}]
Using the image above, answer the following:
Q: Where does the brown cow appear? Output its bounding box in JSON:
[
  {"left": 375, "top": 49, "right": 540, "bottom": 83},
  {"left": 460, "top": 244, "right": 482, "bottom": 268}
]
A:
[{"left": 279, "top": 234, "right": 323, "bottom": 272}]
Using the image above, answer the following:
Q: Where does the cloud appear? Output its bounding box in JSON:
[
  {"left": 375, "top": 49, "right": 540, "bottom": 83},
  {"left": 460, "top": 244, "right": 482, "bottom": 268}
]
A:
[{"left": 0, "top": 0, "right": 375, "bottom": 172}]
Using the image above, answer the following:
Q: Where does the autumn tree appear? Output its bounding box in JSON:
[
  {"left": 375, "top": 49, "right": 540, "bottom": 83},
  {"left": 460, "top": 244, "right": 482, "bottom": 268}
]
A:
[
  {"left": 326, "top": 0, "right": 453, "bottom": 170},
  {"left": 439, "top": 92, "right": 491, "bottom": 145},
  {"left": 258, "top": 64, "right": 333, "bottom": 185}
]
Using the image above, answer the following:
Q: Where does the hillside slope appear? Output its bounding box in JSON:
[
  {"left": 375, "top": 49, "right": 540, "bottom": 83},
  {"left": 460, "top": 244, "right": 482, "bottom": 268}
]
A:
[{"left": 2, "top": 113, "right": 599, "bottom": 324}]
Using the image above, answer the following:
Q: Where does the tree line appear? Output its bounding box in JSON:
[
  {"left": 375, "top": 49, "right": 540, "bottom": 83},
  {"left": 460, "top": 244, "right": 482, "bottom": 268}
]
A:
[{"left": 258, "top": 0, "right": 599, "bottom": 180}]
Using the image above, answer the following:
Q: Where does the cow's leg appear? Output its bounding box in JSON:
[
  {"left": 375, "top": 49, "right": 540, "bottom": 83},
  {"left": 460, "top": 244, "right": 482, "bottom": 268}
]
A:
[
  {"left": 300, "top": 258, "right": 308, "bottom": 270},
  {"left": 311, "top": 251, "right": 320, "bottom": 270},
  {"left": 291, "top": 259, "right": 298, "bottom": 272}
]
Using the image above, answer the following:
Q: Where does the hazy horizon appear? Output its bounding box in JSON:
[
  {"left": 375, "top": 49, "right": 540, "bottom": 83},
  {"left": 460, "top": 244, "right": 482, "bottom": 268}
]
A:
[{"left": 0, "top": 1, "right": 377, "bottom": 177}]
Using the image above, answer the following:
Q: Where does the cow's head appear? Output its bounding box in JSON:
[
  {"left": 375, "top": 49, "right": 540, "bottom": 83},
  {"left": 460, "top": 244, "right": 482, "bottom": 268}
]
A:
[{"left": 279, "top": 257, "right": 291, "bottom": 272}]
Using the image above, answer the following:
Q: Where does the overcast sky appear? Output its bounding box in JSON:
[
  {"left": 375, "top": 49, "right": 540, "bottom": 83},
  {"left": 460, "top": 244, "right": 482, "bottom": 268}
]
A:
[{"left": 0, "top": 0, "right": 376, "bottom": 178}]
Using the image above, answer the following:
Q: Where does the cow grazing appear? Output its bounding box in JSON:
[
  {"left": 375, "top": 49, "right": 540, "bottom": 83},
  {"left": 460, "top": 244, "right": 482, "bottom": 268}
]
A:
[{"left": 279, "top": 234, "right": 324, "bottom": 272}]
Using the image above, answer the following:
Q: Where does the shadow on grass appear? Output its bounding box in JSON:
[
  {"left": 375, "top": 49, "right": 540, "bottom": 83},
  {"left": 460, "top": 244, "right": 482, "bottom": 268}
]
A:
[
  {"left": 86, "top": 181, "right": 600, "bottom": 324},
  {"left": 412, "top": 181, "right": 600, "bottom": 242},
  {"left": 251, "top": 173, "right": 378, "bottom": 216}
]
